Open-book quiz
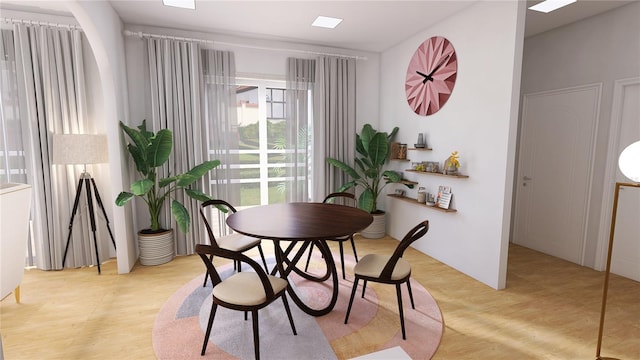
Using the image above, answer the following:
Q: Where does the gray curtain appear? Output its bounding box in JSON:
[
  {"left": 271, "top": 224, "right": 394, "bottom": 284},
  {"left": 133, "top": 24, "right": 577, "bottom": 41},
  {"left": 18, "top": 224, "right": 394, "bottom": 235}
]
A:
[
  {"left": 201, "top": 49, "right": 237, "bottom": 205},
  {"left": 7, "top": 24, "right": 103, "bottom": 270},
  {"left": 286, "top": 58, "right": 315, "bottom": 202},
  {"left": 144, "top": 38, "right": 205, "bottom": 255},
  {"left": 313, "top": 56, "right": 357, "bottom": 201}
]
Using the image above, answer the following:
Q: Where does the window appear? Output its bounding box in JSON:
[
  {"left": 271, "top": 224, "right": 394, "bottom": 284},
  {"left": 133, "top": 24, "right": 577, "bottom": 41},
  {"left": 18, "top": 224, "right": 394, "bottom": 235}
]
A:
[{"left": 208, "top": 79, "right": 292, "bottom": 206}]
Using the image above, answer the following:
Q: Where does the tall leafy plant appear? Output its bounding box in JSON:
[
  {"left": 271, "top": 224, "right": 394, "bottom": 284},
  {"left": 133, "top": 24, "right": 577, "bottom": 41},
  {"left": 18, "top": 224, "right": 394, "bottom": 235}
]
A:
[
  {"left": 115, "top": 120, "right": 220, "bottom": 233},
  {"left": 327, "top": 124, "right": 407, "bottom": 213}
]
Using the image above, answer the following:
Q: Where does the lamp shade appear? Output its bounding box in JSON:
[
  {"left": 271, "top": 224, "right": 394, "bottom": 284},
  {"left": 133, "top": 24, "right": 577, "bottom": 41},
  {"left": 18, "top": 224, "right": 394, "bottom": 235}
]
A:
[
  {"left": 52, "top": 134, "right": 109, "bottom": 165},
  {"left": 618, "top": 140, "right": 640, "bottom": 182}
]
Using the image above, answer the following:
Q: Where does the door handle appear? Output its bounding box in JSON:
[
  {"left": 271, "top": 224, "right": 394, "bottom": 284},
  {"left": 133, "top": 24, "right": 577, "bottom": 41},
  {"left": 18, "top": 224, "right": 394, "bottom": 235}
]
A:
[{"left": 523, "top": 176, "right": 532, "bottom": 181}]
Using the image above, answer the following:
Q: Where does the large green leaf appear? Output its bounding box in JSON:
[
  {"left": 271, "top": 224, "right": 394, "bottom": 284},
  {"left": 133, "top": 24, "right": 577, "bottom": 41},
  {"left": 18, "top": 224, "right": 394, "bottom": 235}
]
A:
[
  {"left": 383, "top": 170, "right": 402, "bottom": 183},
  {"left": 136, "top": 119, "right": 154, "bottom": 142},
  {"left": 131, "top": 179, "right": 153, "bottom": 196},
  {"left": 171, "top": 200, "right": 190, "bottom": 233},
  {"left": 159, "top": 175, "right": 179, "bottom": 188},
  {"left": 337, "top": 181, "right": 357, "bottom": 193},
  {"left": 115, "top": 192, "right": 134, "bottom": 206},
  {"left": 387, "top": 126, "right": 399, "bottom": 140},
  {"left": 327, "top": 158, "right": 360, "bottom": 179},
  {"left": 368, "top": 132, "right": 389, "bottom": 166},
  {"left": 147, "top": 129, "right": 172, "bottom": 168},
  {"left": 184, "top": 188, "right": 213, "bottom": 202},
  {"left": 176, "top": 160, "right": 220, "bottom": 187},
  {"left": 358, "top": 188, "right": 375, "bottom": 213},
  {"left": 360, "top": 124, "right": 375, "bottom": 153},
  {"left": 355, "top": 134, "right": 367, "bottom": 157},
  {"left": 120, "top": 121, "right": 150, "bottom": 161},
  {"left": 127, "top": 143, "right": 148, "bottom": 175}
]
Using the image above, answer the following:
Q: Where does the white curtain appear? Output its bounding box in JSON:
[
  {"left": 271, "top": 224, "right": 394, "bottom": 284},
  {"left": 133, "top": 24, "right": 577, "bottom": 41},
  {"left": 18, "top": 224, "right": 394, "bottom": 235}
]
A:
[
  {"left": 144, "top": 38, "right": 206, "bottom": 255},
  {"left": 200, "top": 49, "right": 237, "bottom": 204},
  {"left": 286, "top": 58, "right": 315, "bottom": 202},
  {"left": 4, "top": 24, "right": 105, "bottom": 270},
  {"left": 0, "top": 30, "right": 27, "bottom": 186},
  {"left": 313, "top": 56, "right": 357, "bottom": 201}
]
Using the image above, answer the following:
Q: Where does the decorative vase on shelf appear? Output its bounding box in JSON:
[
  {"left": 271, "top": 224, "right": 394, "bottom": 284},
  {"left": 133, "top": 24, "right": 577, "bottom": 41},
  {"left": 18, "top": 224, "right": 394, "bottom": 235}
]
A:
[
  {"left": 443, "top": 151, "right": 460, "bottom": 175},
  {"left": 415, "top": 133, "right": 426, "bottom": 148}
]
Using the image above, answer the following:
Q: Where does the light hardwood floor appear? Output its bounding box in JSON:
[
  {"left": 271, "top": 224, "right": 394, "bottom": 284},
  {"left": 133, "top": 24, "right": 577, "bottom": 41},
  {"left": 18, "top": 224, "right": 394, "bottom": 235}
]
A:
[{"left": 1, "top": 237, "right": 638, "bottom": 359}]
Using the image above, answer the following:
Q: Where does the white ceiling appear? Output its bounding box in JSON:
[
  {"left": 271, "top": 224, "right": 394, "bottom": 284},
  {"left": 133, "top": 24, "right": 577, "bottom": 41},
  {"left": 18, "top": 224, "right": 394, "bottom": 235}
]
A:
[{"left": 0, "top": 0, "right": 635, "bottom": 52}]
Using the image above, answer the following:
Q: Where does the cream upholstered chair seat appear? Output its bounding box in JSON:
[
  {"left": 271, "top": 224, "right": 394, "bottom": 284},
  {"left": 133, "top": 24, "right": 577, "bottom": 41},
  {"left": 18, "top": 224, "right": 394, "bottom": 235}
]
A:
[
  {"left": 212, "top": 272, "right": 288, "bottom": 306},
  {"left": 353, "top": 254, "right": 411, "bottom": 281},
  {"left": 218, "top": 233, "right": 263, "bottom": 253}
]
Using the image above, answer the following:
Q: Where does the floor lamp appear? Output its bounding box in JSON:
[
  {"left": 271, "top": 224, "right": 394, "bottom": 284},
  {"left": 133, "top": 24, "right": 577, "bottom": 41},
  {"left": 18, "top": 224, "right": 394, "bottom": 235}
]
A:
[
  {"left": 53, "top": 134, "right": 116, "bottom": 274},
  {"left": 595, "top": 140, "right": 640, "bottom": 360}
]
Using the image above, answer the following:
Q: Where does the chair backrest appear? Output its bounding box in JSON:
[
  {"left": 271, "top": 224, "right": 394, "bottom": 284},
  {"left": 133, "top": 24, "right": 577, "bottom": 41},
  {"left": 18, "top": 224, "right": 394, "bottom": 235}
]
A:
[
  {"left": 323, "top": 192, "right": 356, "bottom": 206},
  {"left": 195, "top": 244, "right": 276, "bottom": 298},
  {"left": 380, "top": 220, "right": 429, "bottom": 280},
  {"left": 199, "top": 199, "right": 238, "bottom": 249}
]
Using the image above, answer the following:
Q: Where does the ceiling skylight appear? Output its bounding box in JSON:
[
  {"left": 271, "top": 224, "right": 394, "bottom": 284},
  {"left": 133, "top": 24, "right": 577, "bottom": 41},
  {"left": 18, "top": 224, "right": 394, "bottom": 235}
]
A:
[
  {"left": 528, "top": 0, "right": 576, "bottom": 13},
  {"left": 163, "top": 0, "right": 195, "bottom": 10},
  {"left": 312, "top": 16, "right": 343, "bottom": 29}
]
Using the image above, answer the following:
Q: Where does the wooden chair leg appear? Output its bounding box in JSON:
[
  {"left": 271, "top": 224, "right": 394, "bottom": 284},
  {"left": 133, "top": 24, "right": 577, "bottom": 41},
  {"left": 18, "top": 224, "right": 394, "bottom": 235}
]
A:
[
  {"left": 201, "top": 302, "right": 218, "bottom": 355},
  {"left": 406, "top": 278, "right": 415, "bottom": 309},
  {"left": 395, "top": 284, "right": 406, "bottom": 340},
  {"left": 282, "top": 294, "right": 297, "bottom": 335},
  {"left": 202, "top": 254, "right": 214, "bottom": 287},
  {"left": 338, "top": 241, "right": 346, "bottom": 280},
  {"left": 252, "top": 310, "right": 260, "bottom": 360},
  {"left": 361, "top": 280, "right": 368, "bottom": 298},
  {"left": 344, "top": 278, "right": 359, "bottom": 324},
  {"left": 349, "top": 235, "right": 358, "bottom": 262}
]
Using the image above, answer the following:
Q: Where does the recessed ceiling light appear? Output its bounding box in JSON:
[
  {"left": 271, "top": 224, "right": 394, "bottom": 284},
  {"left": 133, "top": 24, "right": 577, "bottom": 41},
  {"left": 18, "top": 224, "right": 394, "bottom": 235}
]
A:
[
  {"left": 312, "top": 16, "right": 343, "bottom": 29},
  {"left": 528, "top": 0, "right": 576, "bottom": 13},
  {"left": 163, "top": 0, "right": 195, "bottom": 10}
]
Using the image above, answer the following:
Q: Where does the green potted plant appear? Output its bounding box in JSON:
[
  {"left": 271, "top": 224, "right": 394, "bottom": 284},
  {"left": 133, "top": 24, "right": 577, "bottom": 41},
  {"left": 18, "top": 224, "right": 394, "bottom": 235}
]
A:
[
  {"left": 115, "top": 120, "right": 220, "bottom": 265},
  {"left": 326, "top": 123, "right": 408, "bottom": 238}
]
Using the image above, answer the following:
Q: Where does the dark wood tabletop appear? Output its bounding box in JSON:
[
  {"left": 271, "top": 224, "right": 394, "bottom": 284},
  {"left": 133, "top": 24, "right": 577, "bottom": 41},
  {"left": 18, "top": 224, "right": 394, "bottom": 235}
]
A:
[
  {"left": 226, "top": 202, "right": 373, "bottom": 316},
  {"left": 226, "top": 202, "right": 373, "bottom": 241}
]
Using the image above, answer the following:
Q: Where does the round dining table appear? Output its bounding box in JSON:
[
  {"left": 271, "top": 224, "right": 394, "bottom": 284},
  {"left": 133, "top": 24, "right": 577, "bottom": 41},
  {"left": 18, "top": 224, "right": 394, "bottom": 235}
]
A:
[{"left": 226, "top": 202, "right": 373, "bottom": 316}]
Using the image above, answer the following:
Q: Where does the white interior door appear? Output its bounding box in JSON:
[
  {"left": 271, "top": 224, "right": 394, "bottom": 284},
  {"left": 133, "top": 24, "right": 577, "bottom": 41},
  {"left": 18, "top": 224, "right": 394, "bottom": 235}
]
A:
[
  {"left": 609, "top": 79, "right": 640, "bottom": 281},
  {"left": 514, "top": 84, "right": 601, "bottom": 264}
]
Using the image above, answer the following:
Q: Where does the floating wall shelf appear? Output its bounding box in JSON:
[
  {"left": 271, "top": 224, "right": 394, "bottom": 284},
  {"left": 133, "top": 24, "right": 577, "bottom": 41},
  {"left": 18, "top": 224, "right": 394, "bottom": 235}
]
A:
[
  {"left": 387, "top": 194, "right": 457, "bottom": 213},
  {"left": 404, "top": 169, "right": 469, "bottom": 179}
]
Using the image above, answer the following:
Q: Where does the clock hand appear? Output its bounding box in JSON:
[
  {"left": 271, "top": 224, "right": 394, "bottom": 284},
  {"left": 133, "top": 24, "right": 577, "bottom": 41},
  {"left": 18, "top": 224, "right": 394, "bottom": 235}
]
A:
[
  {"left": 427, "top": 53, "right": 451, "bottom": 77},
  {"left": 416, "top": 70, "right": 433, "bottom": 84}
]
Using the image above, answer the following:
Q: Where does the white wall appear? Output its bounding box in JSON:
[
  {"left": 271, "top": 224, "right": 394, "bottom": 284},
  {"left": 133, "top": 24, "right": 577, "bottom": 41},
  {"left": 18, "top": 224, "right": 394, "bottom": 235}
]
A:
[
  {"left": 68, "top": 1, "right": 136, "bottom": 273},
  {"left": 520, "top": 1, "right": 640, "bottom": 268},
  {"left": 379, "top": 1, "right": 525, "bottom": 289}
]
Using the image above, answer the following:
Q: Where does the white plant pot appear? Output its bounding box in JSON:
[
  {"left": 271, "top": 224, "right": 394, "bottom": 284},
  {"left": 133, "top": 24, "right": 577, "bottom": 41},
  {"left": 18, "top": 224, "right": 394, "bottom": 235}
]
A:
[
  {"left": 360, "top": 212, "right": 386, "bottom": 239},
  {"left": 138, "top": 229, "right": 175, "bottom": 266}
]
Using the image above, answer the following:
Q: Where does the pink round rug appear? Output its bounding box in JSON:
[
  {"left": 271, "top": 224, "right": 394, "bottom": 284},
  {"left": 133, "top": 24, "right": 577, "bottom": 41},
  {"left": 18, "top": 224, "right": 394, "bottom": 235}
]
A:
[{"left": 153, "top": 254, "right": 443, "bottom": 359}]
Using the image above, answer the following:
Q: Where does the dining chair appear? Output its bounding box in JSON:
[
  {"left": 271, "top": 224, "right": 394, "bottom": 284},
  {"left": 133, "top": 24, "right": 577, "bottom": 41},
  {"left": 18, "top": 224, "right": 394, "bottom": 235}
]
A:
[
  {"left": 195, "top": 244, "right": 297, "bottom": 359},
  {"left": 304, "top": 192, "right": 359, "bottom": 279},
  {"left": 344, "top": 220, "right": 429, "bottom": 340},
  {"left": 200, "top": 199, "right": 269, "bottom": 287}
]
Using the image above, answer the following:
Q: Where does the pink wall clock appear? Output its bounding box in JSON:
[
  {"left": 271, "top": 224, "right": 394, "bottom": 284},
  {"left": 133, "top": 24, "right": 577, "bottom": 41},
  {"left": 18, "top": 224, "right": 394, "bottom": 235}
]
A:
[{"left": 405, "top": 36, "right": 458, "bottom": 116}]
